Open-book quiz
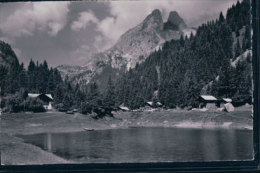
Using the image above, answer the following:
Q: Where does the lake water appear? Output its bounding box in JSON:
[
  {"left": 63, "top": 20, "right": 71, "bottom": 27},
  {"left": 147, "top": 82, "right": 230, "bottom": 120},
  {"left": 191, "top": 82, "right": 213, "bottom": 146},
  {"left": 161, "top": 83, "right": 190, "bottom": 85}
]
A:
[{"left": 17, "top": 127, "right": 253, "bottom": 163}]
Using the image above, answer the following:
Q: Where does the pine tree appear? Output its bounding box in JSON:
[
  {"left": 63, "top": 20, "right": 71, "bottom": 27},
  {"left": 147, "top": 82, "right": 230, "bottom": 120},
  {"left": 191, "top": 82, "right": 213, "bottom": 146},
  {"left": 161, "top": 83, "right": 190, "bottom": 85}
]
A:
[
  {"left": 244, "top": 25, "right": 251, "bottom": 49},
  {"left": 88, "top": 82, "right": 101, "bottom": 113},
  {"left": 235, "top": 38, "right": 241, "bottom": 57},
  {"left": 103, "top": 76, "right": 115, "bottom": 109},
  {"left": 219, "top": 12, "right": 225, "bottom": 23},
  {"left": 54, "top": 85, "right": 64, "bottom": 104}
]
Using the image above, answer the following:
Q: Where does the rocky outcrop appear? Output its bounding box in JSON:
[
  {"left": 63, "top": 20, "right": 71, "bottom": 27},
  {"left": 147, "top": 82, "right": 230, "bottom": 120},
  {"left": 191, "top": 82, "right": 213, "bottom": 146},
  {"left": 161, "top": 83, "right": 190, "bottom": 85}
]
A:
[{"left": 57, "top": 9, "right": 195, "bottom": 86}]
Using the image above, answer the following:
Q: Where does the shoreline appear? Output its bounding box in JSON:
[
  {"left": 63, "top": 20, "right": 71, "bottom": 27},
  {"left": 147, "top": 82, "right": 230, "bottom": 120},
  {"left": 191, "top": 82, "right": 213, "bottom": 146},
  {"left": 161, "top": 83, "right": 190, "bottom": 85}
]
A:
[
  {"left": 1, "top": 133, "right": 72, "bottom": 165},
  {"left": 1, "top": 107, "right": 253, "bottom": 165}
]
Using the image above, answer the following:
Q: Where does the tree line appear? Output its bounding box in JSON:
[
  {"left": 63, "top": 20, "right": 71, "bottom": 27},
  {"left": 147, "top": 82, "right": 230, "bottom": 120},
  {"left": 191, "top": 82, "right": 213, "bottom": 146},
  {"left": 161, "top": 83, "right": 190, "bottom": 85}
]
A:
[
  {"left": 0, "top": 56, "right": 117, "bottom": 117},
  {"left": 103, "top": 0, "right": 252, "bottom": 109},
  {"left": 0, "top": 0, "right": 252, "bottom": 115}
]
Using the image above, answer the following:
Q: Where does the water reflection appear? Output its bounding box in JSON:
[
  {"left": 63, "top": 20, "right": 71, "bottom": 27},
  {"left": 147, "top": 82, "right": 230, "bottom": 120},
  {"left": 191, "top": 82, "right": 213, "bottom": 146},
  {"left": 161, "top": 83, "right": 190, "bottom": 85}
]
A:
[{"left": 18, "top": 128, "right": 253, "bottom": 163}]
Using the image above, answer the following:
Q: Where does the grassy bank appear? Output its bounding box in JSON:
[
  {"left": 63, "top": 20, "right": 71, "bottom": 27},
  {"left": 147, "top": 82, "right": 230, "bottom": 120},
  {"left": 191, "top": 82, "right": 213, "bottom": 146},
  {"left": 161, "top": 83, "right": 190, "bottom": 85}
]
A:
[
  {"left": 1, "top": 133, "right": 70, "bottom": 165},
  {"left": 1, "top": 106, "right": 253, "bottom": 165},
  {"left": 113, "top": 106, "right": 253, "bottom": 130}
]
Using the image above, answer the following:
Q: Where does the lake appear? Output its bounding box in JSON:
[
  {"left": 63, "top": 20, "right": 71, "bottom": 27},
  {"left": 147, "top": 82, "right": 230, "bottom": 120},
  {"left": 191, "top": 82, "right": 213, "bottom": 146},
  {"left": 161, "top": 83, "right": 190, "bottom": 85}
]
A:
[{"left": 17, "top": 127, "right": 253, "bottom": 163}]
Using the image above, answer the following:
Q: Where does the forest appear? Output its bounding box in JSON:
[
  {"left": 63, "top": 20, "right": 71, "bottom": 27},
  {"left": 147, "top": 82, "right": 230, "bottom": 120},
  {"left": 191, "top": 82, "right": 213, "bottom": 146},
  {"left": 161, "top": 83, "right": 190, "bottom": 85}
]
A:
[
  {"left": 111, "top": 0, "right": 252, "bottom": 109},
  {"left": 0, "top": 0, "right": 252, "bottom": 116},
  {"left": 0, "top": 52, "right": 116, "bottom": 117}
]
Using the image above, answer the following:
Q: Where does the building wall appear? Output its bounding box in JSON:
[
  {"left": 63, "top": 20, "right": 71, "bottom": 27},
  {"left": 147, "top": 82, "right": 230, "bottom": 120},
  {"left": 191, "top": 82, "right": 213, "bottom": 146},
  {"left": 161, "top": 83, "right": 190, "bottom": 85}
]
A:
[{"left": 206, "top": 103, "right": 217, "bottom": 110}]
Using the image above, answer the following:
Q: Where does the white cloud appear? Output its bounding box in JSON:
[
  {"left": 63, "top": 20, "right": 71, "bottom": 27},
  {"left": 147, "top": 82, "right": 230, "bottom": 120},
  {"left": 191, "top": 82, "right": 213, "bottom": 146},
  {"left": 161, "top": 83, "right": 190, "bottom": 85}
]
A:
[
  {"left": 69, "top": 0, "right": 236, "bottom": 58},
  {"left": 0, "top": 1, "right": 70, "bottom": 38},
  {"left": 97, "top": 1, "right": 172, "bottom": 45},
  {"left": 71, "top": 44, "right": 97, "bottom": 64},
  {"left": 96, "top": 0, "right": 237, "bottom": 49},
  {"left": 71, "top": 10, "right": 99, "bottom": 31}
]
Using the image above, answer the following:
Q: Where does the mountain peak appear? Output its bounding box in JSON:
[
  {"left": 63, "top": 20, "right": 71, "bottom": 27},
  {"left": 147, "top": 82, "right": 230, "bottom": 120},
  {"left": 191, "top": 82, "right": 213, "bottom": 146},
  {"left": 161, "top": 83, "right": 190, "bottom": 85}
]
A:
[
  {"left": 141, "top": 9, "right": 163, "bottom": 31},
  {"left": 151, "top": 9, "right": 161, "bottom": 17},
  {"left": 164, "top": 11, "right": 187, "bottom": 30}
]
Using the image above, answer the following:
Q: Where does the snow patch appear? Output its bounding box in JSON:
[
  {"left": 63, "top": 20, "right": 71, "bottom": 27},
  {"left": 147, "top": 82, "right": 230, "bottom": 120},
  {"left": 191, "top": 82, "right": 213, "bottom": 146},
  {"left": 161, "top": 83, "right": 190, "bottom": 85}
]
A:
[{"left": 215, "top": 75, "right": 219, "bottom": 82}]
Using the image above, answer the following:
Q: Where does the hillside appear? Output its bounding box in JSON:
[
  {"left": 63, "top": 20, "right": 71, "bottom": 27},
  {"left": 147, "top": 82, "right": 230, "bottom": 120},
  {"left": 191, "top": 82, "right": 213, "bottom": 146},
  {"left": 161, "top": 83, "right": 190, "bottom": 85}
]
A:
[
  {"left": 57, "top": 9, "right": 195, "bottom": 87},
  {"left": 0, "top": 0, "right": 252, "bottom": 117},
  {"left": 0, "top": 41, "right": 19, "bottom": 68},
  {"left": 110, "top": 0, "right": 252, "bottom": 109},
  {"left": 0, "top": 41, "right": 20, "bottom": 92}
]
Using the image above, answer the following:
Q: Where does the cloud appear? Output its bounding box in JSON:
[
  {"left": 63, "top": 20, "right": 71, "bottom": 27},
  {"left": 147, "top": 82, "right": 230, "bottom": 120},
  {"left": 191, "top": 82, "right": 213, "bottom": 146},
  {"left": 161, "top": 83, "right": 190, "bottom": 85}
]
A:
[
  {"left": 95, "top": 0, "right": 237, "bottom": 48},
  {"left": 71, "top": 44, "right": 96, "bottom": 65},
  {"left": 96, "top": 1, "right": 174, "bottom": 44},
  {"left": 71, "top": 10, "right": 99, "bottom": 31},
  {"left": 0, "top": 1, "right": 70, "bottom": 38}
]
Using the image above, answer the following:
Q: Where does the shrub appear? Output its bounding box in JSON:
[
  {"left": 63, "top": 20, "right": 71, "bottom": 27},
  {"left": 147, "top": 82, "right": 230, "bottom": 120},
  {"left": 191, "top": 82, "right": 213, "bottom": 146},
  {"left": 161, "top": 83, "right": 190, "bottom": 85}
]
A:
[
  {"left": 1, "top": 93, "right": 24, "bottom": 113},
  {"left": 81, "top": 102, "right": 92, "bottom": 114},
  {"left": 24, "top": 97, "right": 46, "bottom": 113},
  {"left": 55, "top": 103, "right": 67, "bottom": 112}
]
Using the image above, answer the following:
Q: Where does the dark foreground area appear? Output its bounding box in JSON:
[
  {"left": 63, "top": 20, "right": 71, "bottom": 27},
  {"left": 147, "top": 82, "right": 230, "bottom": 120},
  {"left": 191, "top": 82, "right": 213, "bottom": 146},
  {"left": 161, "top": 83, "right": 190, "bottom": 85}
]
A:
[{"left": 0, "top": 106, "right": 253, "bottom": 165}]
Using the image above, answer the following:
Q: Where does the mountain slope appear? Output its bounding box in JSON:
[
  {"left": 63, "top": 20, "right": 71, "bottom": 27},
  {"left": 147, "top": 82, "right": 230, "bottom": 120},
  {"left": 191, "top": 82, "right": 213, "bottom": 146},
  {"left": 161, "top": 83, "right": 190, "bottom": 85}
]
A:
[
  {"left": 111, "top": 0, "right": 252, "bottom": 109},
  {"left": 57, "top": 9, "right": 195, "bottom": 86},
  {"left": 0, "top": 41, "right": 20, "bottom": 87},
  {"left": 0, "top": 41, "right": 19, "bottom": 69},
  {"left": 102, "top": 9, "right": 183, "bottom": 70},
  {"left": 164, "top": 11, "right": 187, "bottom": 30}
]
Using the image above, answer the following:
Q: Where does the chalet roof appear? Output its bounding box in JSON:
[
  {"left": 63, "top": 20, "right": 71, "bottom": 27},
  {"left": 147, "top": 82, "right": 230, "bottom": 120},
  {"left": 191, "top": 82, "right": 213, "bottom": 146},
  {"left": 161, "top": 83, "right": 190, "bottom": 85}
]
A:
[
  {"left": 223, "top": 98, "right": 232, "bottom": 103},
  {"left": 119, "top": 106, "right": 130, "bottom": 111},
  {"left": 146, "top": 101, "right": 153, "bottom": 106},
  {"left": 200, "top": 95, "right": 217, "bottom": 101},
  {"left": 28, "top": 93, "right": 40, "bottom": 98},
  {"left": 45, "top": 94, "right": 53, "bottom": 100},
  {"left": 157, "top": 102, "right": 162, "bottom": 106},
  {"left": 28, "top": 93, "right": 53, "bottom": 100}
]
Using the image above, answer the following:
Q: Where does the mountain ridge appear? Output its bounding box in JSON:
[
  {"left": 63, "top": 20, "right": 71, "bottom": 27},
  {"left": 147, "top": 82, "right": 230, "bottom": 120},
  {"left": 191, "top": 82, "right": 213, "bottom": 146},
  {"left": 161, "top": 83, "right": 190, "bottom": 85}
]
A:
[
  {"left": 57, "top": 9, "right": 195, "bottom": 86},
  {"left": 0, "top": 40, "right": 19, "bottom": 69}
]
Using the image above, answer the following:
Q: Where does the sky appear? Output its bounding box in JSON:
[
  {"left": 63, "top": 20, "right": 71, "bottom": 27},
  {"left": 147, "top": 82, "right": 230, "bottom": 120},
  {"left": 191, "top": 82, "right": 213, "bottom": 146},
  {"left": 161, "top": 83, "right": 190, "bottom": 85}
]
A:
[{"left": 0, "top": 0, "right": 238, "bottom": 67}]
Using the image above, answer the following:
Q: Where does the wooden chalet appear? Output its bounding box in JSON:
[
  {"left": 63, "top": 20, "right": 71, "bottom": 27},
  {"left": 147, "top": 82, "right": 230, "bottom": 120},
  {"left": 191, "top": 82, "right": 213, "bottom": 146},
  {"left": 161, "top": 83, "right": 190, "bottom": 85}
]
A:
[
  {"left": 28, "top": 93, "right": 53, "bottom": 110},
  {"left": 199, "top": 95, "right": 218, "bottom": 110},
  {"left": 146, "top": 101, "right": 163, "bottom": 108},
  {"left": 118, "top": 105, "right": 130, "bottom": 111}
]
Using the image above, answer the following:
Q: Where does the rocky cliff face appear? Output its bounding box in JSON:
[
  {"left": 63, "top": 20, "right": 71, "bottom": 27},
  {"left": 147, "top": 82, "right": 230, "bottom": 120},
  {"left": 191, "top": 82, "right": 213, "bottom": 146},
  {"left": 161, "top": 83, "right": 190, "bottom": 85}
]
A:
[
  {"left": 164, "top": 11, "right": 187, "bottom": 30},
  {"left": 57, "top": 9, "right": 195, "bottom": 86},
  {"left": 102, "top": 9, "right": 183, "bottom": 70}
]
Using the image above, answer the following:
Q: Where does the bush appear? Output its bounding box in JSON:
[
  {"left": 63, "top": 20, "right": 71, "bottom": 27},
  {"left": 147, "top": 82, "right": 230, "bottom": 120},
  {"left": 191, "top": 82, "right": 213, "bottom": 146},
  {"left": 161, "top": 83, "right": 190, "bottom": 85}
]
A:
[
  {"left": 55, "top": 103, "right": 67, "bottom": 112},
  {"left": 24, "top": 97, "right": 46, "bottom": 113},
  {"left": 1, "top": 93, "right": 24, "bottom": 113},
  {"left": 81, "top": 102, "right": 92, "bottom": 114},
  {"left": 232, "top": 95, "right": 252, "bottom": 107}
]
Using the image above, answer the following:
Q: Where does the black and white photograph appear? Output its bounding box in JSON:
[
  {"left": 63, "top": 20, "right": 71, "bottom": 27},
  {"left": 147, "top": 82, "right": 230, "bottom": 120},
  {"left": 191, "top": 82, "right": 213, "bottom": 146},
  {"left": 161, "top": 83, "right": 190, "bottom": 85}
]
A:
[{"left": 0, "top": 0, "right": 254, "bottom": 166}]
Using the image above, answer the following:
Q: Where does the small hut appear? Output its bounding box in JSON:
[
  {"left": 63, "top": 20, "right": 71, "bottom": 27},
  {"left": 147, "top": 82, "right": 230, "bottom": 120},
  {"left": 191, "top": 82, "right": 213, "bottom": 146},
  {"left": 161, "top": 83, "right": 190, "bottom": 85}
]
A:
[
  {"left": 118, "top": 105, "right": 130, "bottom": 112},
  {"left": 146, "top": 101, "right": 153, "bottom": 107},
  {"left": 220, "top": 98, "right": 232, "bottom": 107},
  {"left": 220, "top": 98, "right": 234, "bottom": 112},
  {"left": 156, "top": 102, "right": 163, "bottom": 107},
  {"left": 199, "top": 95, "right": 218, "bottom": 110},
  {"left": 146, "top": 101, "right": 162, "bottom": 108},
  {"left": 28, "top": 93, "right": 53, "bottom": 110}
]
